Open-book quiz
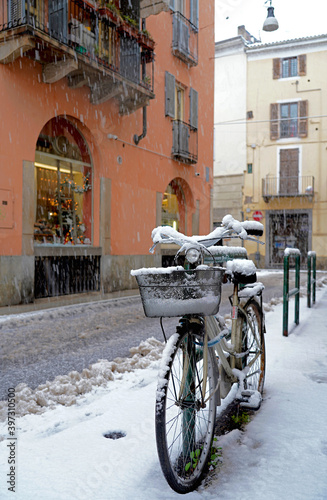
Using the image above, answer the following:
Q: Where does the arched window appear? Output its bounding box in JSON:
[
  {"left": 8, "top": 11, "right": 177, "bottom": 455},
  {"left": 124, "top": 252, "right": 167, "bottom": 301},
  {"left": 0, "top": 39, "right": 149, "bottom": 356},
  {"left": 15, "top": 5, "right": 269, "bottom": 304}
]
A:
[{"left": 34, "top": 117, "right": 92, "bottom": 245}]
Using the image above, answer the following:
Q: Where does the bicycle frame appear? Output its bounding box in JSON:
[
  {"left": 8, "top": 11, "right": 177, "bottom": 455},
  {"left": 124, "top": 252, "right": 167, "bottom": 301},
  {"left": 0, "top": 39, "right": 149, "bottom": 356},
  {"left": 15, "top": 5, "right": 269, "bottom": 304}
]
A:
[{"left": 178, "top": 280, "right": 264, "bottom": 411}]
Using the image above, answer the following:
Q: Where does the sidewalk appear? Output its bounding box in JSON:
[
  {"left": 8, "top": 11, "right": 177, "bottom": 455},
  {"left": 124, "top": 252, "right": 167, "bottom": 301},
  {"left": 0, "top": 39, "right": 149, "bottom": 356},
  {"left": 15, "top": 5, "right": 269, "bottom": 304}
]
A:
[
  {"left": 0, "top": 285, "right": 326, "bottom": 499},
  {"left": 0, "top": 287, "right": 140, "bottom": 317}
]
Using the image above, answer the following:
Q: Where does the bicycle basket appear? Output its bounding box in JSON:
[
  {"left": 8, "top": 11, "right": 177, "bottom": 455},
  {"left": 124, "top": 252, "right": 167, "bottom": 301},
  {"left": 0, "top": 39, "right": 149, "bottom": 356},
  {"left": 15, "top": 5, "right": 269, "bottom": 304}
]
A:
[{"left": 131, "top": 266, "right": 225, "bottom": 317}]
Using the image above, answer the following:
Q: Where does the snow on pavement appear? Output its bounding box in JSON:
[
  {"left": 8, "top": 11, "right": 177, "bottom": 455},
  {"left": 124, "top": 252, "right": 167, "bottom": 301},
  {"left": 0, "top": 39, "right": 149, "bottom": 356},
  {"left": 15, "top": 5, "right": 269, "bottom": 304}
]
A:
[{"left": 1, "top": 287, "right": 327, "bottom": 499}]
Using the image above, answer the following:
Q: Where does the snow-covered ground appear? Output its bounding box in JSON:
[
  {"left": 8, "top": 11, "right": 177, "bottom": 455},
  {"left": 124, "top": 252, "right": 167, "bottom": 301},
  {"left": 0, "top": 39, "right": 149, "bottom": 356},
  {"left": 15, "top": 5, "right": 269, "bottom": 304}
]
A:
[{"left": 1, "top": 285, "right": 327, "bottom": 500}]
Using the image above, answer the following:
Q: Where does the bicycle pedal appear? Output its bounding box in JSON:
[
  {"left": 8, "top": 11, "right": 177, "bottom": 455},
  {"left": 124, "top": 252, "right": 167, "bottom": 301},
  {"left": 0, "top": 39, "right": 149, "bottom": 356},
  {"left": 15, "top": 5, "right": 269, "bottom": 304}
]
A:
[{"left": 237, "top": 390, "right": 262, "bottom": 411}]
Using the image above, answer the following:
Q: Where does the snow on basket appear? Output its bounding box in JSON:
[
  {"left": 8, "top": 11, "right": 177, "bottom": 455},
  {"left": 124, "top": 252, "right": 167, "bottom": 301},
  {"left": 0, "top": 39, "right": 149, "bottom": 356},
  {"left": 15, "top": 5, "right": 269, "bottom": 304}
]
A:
[{"left": 131, "top": 266, "right": 225, "bottom": 317}]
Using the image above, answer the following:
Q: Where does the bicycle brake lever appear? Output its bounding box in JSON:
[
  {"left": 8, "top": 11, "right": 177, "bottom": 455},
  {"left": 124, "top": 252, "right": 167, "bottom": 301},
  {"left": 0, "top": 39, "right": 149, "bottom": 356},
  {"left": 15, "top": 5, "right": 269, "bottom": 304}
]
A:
[{"left": 149, "top": 242, "right": 158, "bottom": 254}]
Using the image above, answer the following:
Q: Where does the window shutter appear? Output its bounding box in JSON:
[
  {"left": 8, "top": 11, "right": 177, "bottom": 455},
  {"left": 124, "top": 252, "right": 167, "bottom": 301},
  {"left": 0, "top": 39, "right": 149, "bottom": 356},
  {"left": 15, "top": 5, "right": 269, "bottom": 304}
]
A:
[
  {"left": 169, "top": 0, "right": 175, "bottom": 10},
  {"left": 179, "top": 19, "right": 189, "bottom": 54},
  {"left": 165, "top": 71, "right": 175, "bottom": 118},
  {"left": 273, "top": 58, "right": 281, "bottom": 79},
  {"left": 189, "top": 88, "right": 198, "bottom": 130},
  {"left": 270, "top": 103, "right": 279, "bottom": 140},
  {"left": 299, "top": 100, "right": 308, "bottom": 137},
  {"left": 298, "top": 54, "right": 307, "bottom": 76},
  {"left": 190, "top": 0, "right": 199, "bottom": 29}
]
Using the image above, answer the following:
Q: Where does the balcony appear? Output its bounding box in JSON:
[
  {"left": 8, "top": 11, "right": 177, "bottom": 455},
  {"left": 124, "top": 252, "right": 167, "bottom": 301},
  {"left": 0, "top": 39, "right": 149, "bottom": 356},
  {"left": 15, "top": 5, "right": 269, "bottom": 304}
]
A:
[
  {"left": 262, "top": 176, "right": 315, "bottom": 202},
  {"left": 172, "top": 120, "right": 197, "bottom": 164},
  {"left": 171, "top": 11, "right": 198, "bottom": 66},
  {"left": 0, "top": 0, "right": 155, "bottom": 114}
]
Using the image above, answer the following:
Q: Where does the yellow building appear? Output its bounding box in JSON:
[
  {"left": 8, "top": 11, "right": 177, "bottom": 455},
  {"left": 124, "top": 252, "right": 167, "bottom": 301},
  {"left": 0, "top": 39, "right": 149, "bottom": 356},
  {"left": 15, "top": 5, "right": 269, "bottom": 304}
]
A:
[
  {"left": 244, "top": 34, "right": 327, "bottom": 268},
  {"left": 215, "top": 33, "right": 327, "bottom": 269}
]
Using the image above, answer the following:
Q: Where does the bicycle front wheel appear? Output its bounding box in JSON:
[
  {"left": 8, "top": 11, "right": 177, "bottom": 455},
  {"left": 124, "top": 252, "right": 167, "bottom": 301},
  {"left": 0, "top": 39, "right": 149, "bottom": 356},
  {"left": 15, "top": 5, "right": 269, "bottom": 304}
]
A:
[
  {"left": 241, "top": 300, "right": 266, "bottom": 393},
  {"left": 155, "top": 328, "right": 217, "bottom": 494}
]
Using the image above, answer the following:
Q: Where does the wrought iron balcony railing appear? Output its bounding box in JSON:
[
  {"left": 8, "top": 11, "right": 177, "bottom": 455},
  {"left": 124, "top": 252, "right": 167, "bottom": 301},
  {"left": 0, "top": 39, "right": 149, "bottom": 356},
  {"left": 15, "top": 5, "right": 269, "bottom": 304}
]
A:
[
  {"left": 262, "top": 176, "right": 315, "bottom": 202},
  {"left": 0, "top": 0, "right": 155, "bottom": 113},
  {"left": 172, "top": 120, "right": 198, "bottom": 164},
  {"left": 171, "top": 11, "right": 198, "bottom": 66}
]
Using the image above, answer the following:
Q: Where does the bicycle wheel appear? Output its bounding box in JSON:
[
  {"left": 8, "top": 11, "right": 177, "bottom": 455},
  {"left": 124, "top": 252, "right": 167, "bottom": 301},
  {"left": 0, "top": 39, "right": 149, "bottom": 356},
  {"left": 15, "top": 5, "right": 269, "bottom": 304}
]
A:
[
  {"left": 155, "top": 328, "right": 217, "bottom": 494},
  {"left": 241, "top": 299, "right": 266, "bottom": 393}
]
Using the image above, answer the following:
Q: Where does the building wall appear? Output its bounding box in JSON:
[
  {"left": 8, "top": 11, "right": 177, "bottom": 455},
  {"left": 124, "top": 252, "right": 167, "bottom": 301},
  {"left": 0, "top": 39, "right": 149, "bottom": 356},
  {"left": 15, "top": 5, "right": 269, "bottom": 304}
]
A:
[
  {"left": 0, "top": 1, "right": 215, "bottom": 306},
  {"left": 214, "top": 37, "right": 247, "bottom": 229},
  {"left": 244, "top": 36, "right": 327, "bottom": 268}
]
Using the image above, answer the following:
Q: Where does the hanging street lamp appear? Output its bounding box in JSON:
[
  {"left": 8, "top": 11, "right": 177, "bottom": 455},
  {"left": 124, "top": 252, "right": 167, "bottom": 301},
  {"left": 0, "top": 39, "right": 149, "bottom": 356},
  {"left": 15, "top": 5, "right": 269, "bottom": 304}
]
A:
[{"left": 263, "top": 0, "right": 279, "bottom": 32}]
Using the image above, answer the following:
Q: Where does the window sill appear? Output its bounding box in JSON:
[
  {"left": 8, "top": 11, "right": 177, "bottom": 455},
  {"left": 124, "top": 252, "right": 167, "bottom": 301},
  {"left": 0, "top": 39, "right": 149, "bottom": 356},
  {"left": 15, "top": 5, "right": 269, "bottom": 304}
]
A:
[
  {"left": 275, "top": 137, "right": 302, "bottom": 143},
  {"left": 277, "top": 76, "right": 300, "bottom": 82},
  {"left": 34, "top": 245, "right": 102, "bottom": 257}
]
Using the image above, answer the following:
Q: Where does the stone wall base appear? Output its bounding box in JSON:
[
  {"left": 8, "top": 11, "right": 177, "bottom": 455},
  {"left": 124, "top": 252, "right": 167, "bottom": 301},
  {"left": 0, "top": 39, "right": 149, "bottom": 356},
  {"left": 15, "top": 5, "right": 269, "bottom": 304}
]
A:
[
  {"left": 101, "top": 254, "right": 161, "bottom": 293},
  {"left": 0, "top": 256, "right": 34, "bottom": 307}
]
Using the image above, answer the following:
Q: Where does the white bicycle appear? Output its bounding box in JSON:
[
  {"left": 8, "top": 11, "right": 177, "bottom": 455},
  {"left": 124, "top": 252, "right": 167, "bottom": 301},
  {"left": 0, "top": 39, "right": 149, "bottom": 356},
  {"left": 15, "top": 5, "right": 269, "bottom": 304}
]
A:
[{"left": 132, "top": 215, "right": 266, "bottom": 494}]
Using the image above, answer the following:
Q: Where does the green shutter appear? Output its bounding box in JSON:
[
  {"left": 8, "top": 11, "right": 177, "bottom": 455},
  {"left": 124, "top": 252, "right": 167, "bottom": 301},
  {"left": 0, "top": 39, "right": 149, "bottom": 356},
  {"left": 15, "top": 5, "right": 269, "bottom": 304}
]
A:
[
  {"left": 165, "top": 71, "right": 175, "bottom": 118},
  {"left": 190, "top": 87, "right": 198, "bottom": 129}
]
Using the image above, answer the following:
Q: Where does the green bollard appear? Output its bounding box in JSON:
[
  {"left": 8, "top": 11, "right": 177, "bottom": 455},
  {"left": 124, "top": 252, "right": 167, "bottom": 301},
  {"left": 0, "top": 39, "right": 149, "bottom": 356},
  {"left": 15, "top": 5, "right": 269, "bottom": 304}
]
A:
[
  {"left": 307, "top": 255, "right": 312, "bottom": 308},
  {"left": 313, "top": 253, "right": 316, "bottom": 305},
  {"left": 283, "top": 255, "right": 289, "bottom": 336},
  {"left": 295, "top": 254, "right": 300, "bottom": 325}
]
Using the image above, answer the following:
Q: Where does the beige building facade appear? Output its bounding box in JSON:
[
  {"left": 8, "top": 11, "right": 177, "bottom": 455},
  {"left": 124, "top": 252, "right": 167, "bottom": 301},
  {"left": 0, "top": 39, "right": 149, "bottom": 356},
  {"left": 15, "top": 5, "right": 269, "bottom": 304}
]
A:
[{"left": 215, "top": 32, "right": 327, "bottom": 268}]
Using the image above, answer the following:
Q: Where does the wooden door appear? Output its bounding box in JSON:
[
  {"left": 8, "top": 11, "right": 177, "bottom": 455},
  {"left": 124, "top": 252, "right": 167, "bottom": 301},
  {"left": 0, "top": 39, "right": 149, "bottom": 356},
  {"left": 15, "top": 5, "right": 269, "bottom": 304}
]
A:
[{"left": 279, "top": 149, "right": 299, "bottom": 195}]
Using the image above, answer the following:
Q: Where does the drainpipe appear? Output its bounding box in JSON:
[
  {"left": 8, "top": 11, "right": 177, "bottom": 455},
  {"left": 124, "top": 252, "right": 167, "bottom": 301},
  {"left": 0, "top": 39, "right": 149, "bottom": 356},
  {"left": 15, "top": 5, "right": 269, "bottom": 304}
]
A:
[
  {"left": 134, "top": 18, "right": 147, "bottom": 146},
  {"left": 133, "top": 105, "right": 147, "bottom": 145}
]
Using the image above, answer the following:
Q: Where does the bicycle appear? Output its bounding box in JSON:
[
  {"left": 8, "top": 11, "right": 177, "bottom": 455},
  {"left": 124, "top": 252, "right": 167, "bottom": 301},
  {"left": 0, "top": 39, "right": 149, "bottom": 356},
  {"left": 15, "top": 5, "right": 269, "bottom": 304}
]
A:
[{"left": 131, "top": 214, "right": 266, "bottom": 494}]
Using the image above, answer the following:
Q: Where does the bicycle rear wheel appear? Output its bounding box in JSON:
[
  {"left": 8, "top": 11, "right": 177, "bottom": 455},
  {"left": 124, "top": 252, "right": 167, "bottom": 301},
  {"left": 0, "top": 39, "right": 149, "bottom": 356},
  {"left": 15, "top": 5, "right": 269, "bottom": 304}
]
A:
[
  {"left": 241, "top": 300, "right": 266, "bottom": 393},
  {"left": 155, "top": 327, "right": 217, "bottom": 494}
]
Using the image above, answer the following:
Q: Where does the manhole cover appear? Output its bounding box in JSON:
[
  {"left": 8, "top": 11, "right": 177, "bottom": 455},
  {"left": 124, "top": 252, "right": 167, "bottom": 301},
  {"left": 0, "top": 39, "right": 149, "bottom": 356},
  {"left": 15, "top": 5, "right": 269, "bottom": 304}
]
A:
[{"left": 103, "top": 431, "right": 126, "bottom": 440}]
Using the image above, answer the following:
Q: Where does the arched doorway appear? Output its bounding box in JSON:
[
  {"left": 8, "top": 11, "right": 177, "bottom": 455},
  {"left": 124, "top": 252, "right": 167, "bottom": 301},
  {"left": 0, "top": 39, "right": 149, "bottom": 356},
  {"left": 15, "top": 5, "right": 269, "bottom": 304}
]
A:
[
  {"left": 161, "top": 178, "right": 191, "bottom": 233},
  {"left": 161, "top": 178, "right": 194, "bottom": 266},
  {"left": 33, "top": 116, "right": 100, "bottom": 298}
]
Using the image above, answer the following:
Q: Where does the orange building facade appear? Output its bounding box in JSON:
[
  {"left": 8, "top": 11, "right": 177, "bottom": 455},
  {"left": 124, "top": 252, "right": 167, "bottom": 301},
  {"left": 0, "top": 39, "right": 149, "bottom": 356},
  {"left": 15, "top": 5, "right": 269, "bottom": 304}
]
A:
[{"left": 0, "top": 0, "right": 215, "bottom": 306}]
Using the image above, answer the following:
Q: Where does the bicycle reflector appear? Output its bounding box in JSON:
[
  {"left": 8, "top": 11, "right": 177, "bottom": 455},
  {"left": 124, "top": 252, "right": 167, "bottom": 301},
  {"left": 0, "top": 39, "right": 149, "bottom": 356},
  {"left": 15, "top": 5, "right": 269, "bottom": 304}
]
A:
[{"left": 185, "top": 247, "right": 201, "bottom": 264}]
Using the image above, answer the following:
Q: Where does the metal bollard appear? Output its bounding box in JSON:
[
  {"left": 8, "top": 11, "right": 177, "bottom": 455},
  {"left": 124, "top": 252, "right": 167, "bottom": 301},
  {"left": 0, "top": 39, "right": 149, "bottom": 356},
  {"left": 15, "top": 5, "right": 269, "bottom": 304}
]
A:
[
  {"left": 307, "top": 251, "right": 316, "bottom": 308},
  {"left": 283, "top": 249, "right": 301, "bottom": 337}
]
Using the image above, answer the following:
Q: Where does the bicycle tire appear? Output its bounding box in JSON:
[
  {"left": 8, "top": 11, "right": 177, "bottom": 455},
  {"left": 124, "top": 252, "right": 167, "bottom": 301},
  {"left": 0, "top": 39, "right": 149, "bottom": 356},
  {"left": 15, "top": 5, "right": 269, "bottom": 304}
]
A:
[
  {"left": 240, "top": 299, "right": 266, "bottom": 393},
  {"left": 155, "top": 328, "right": 217, "bottom": 494}
]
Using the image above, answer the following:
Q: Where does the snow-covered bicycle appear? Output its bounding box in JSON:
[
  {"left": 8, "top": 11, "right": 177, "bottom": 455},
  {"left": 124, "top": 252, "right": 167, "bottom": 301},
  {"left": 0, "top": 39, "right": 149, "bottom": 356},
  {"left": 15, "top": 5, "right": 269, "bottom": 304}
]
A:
[{"left": 131, "top": 215, "right": 266, "bottom": 494}]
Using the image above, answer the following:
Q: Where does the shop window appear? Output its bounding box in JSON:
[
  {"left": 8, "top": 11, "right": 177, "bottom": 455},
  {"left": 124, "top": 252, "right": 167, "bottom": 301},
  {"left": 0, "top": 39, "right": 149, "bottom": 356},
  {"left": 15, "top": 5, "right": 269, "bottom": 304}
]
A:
[
  {"left": 269, "top": 212, "right": 309, "bottom": 266},
  {"left": 162, "top": 183, "right": 180, "bottom": 231},
  {"left": 34, "top": 118, "right": 92, "bottom": 245}
]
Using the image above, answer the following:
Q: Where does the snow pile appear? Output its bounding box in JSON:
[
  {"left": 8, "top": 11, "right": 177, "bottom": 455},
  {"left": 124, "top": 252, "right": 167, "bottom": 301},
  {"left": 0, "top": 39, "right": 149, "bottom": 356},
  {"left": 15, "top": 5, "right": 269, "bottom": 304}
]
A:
[
  {"left": 0, "top": 337, "right": 164, "bottom": 421},
  {"left": 226, "top": 258, "right": 256, "bottom": 276},
  {"left": 284, "top": 247, "right": 301, "bottom": 257},
  {"left": 131, "top": 266, "right": 184, "bottom": 276},
  {"left": 207, "top": 246, "right": 247, "bottom": 258}
]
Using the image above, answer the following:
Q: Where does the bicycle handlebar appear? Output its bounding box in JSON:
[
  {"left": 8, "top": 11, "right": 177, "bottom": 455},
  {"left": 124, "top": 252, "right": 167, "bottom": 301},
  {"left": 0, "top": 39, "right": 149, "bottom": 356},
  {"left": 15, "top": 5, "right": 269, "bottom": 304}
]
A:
[{"left": 150, "top": 214, "right": 264, "bottom": 253}]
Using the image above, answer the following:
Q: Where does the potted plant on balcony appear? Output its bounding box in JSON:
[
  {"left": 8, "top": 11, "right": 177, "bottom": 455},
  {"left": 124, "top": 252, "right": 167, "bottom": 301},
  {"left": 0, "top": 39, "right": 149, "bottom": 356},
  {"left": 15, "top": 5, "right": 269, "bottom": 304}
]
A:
[
  {"left": 118, "top": 15, "right": 139, "bottom": 40},
  {"left": 138, "top": 29, "right": 155, "bottom": 50},
  {"left": 98, "top": 1, "right": 123, "bottom": 25}
]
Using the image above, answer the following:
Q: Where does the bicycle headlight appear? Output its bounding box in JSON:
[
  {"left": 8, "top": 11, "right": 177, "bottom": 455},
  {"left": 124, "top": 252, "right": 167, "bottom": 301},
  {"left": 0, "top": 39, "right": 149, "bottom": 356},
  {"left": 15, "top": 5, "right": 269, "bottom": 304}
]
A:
[{"left": 185, "top": 248, "right": 201, "bottom": 264}]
